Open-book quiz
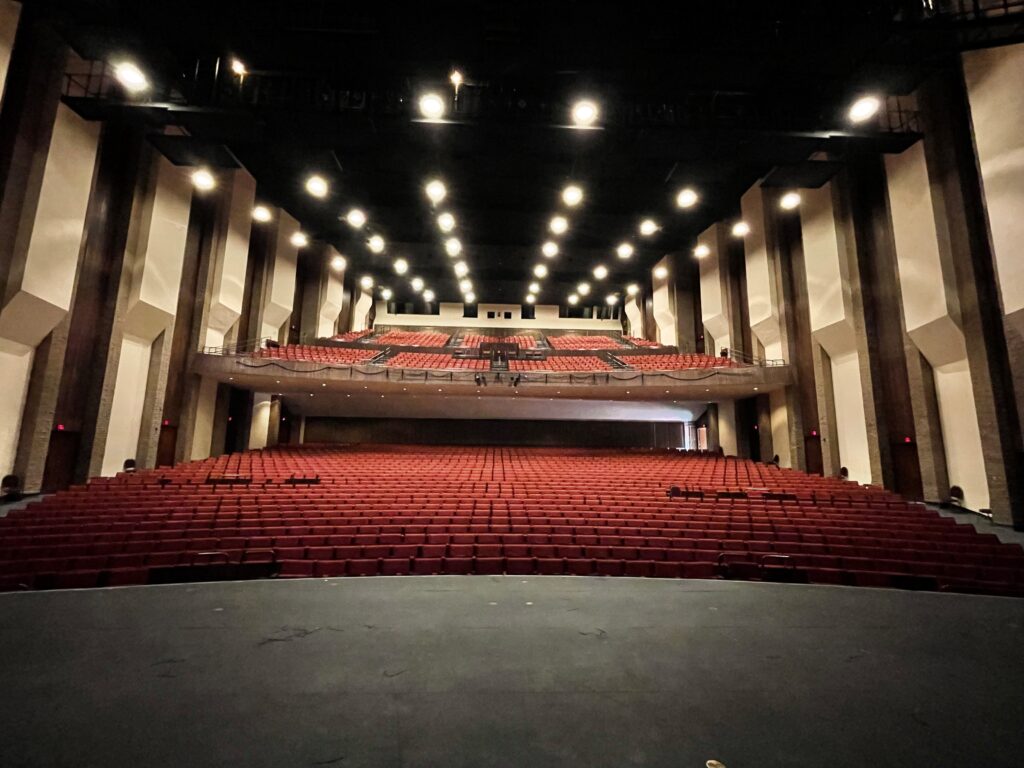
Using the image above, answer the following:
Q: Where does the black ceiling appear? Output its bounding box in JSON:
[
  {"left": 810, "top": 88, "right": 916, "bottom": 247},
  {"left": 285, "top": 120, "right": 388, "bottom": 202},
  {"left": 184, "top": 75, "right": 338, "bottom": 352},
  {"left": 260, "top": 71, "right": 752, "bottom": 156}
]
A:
[{"left": 42, "top": 0, "right": 990, "bottom": 304}]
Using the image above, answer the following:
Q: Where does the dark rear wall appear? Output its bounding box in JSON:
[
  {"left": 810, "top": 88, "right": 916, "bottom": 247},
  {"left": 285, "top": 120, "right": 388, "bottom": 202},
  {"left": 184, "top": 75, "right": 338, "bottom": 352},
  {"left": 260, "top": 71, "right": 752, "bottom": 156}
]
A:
[{"left": 304, "top": 418, "right": 683, "bottom": 448}]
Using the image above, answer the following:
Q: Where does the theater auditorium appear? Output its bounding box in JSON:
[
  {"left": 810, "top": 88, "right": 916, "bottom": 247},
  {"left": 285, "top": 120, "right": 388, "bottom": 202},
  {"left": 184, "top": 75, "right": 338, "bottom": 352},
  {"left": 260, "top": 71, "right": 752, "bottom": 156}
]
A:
[{"left": 1, "top": 2, "right": 1023, "bottom": 766}]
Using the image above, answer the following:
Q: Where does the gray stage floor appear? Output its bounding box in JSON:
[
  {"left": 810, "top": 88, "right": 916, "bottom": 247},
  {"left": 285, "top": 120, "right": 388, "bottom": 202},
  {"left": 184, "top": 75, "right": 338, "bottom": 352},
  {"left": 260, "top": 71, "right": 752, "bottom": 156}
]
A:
[{"left": 1, "top": 576, "right": 1022, "bottom": 768}]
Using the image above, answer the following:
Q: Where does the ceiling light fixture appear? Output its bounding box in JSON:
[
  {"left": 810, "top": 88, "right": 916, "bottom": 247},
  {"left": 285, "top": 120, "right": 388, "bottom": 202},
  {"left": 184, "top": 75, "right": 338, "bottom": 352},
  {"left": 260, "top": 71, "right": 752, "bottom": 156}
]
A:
[
  {"left": 541, "top": 241, "right": 559, "bottom": 258},
  {"left": 418, "top": 92, "right": 446, "bottom": 120},
  {"left": 533, "top": 264, "right": 549, "bottom": 278},
  {"left": 464, "top": 292, "right": 476, "bottom": 304},
  {"left": 305, "top": 174, "right": 328, "bottom": 198},
  {"left": 694, "top": 243, "right": 711, "bottom": 258},
  {"left": 606, "top": 294, "right": 619, "bottom": 306},
  {"left": 459, "top": 278, "right": 473, "bottom": 293},
  {"left": 423, "top": 289, "right": 435, "bottom": 302},
  {"left": 113, "top": 61, "right": 148, "bottom": 92},
  {"left": 639, "top": 219, "right": 659, "bottom": 236},
  {"left": 190, "top": 168, "right": 216, "bottom": 191},
  {"left": 437, "top": 212, "right": 455, "bottom": 232},
  {"left": 731, "top": 221, "right": 751, "bottom": 237},
  {"left": 780, "top": 191, "right": 802, "bottom": 210},
  {"left": 593, "top": 264, "right": 608, "bottom": 280},
  {"left": 549, "top": 215, "right": 568, "bottom": 235},
  {"left": 626, "top": 283, "right": 639, "bottom": 296},
  {"left": 848, "top": 95, "right": 882, "bottom": 123},
  {"left": 368, "top": 235, "right": 385, "bottom": 253},
  {"left": 425, "top": 179, "right": 447, "bottom": 204},
  {"left": 360, "top": 275, "right": 374, "bottom": 290},
  {"left": 380, "top": 288, "right": 393, "bottom": 300},
  {"left": 453, "top": 261, "right": 469, "bottom": 278},
  {"left": 410, "top": 277, "right": 424, "bottom": 292},
  {"left": 567, "top": 294, "right": 579, "bottom": 305},
  {"left": 577, "top": 282, "right": 591, "bottom": 296},
  {"left": 393, "top": 258, "right": 409, "bottom": 275},
  {"left": 444, "top": 237, "right": 462, "bottom": 257},
  {"left": 562, "top": 184, "right": 584, "bottom": 207},
  {"left": 344, "top": 208, "right": 366, "bottom": 229},
  {"left": 290, "top": 231, "right": 309, "bottom": 248},
  {"left": 616, "top": 243, "right": 634, "bottom": 260},
  {"left": 653, "top": 266, "right": 668, "bottom": 279},
  {"left": 571, "top": 99, "right": 599, "bottom": 127},
  {"left": 528, "top": 282, "right": 540, "bottom": 293},
  {"left": 676, "top": 188, "right": 698, "bottom": 208},
  {"left": 450, "top": 70, "right": 463, "bottom": 88},
  {"left": 330, "top": 255, "right": 347, "bottom": 271},
  {"left": 230, "top": 59, "right": 247, "bottom": 76},
  {"left": 252, "top": 205, "right": 272, "bottom": 222},
  {"left": 525, "top": 294, "right": 536, "bottom": 304}
]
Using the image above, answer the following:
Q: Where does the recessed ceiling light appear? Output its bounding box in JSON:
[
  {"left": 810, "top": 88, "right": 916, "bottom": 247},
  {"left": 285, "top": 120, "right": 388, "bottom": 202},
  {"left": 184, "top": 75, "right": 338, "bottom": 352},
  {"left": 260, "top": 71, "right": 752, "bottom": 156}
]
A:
[
  {"left": 425, "top": 179, "right": 447, "bottom": 204},
  {"left": 252, "top": 205, "right": 272, "bottom": 222},
  {"left": 445, "top": 237, "right": 462, "bottom": 257},
  {"left": 423, "top": 289, "right": 435, "bottom": 302},
  {"left": 694, "top": 244, "right": 711, "bottom": 258},
  {"left": 577, "top": 282, "right": 591, "bottom": 296},
  {"left": 368, "top": 235, "right": 385, "bottom": 253},
  {"left": 593, "top": 264, "right": 608, "bottom": 280},
  {"left": 330, "top": 255, "right": 346, "bottom": 271},
  {"left": 626, "top": 283, "right": 639, "bottom": 296},
  {"left": 464, "top": 291, "right": 476, "bottom": 303},
  {"left": 450, "top": 70, "right": 463, "bottom": 87},
  {"left": 410, "top": 276, "right": 424, "bottom": 292},
  {"left": 437, "top": 212, "right": 455, "bottom": 232},
  {"left": 639, "top": 219, "right": 659, "bottom": 236},
  {"left": 731, "top": 221, "right": 750, "bottom": 237},
  {"left": 359, "top": 275, "right": 374, "bottom": 290},
  {"left": 567, "top": 293, "right": 579, "bottom": 305},
  {"left": 230, "top": 58, "right": 247, "bottom": 76},
  {"left": 191, "top": 168, "right": 216, "bottom": 191},
  {"left": 453, "top": 261, "right": 469, "bottom": 278},
  {"left": 393, "top": 258, "right": 409, "bottom": 275},
  {"left": 528, "top": 282, "right": 540, "bottom": 293},
  {"left": 562, "top": 184, "right": 583, "bottom": 206},
  {"left": 305, "top": 174, "right": 328, "bottom": 198},
  {"left": 549, "top": 215, "right": 568, "bottom": 235},
  {"left": 676, "top": 187, "right": 698, "bottom": 208},
  {"left": 345, "top": 208, "right": 367, "bottom": 228},
  {"left": 571, "top": 99, "right": 599, "bottom": 127},
  {"left": 113, "top": 61, "right": 148, "bottom": 92},
  {"left": 780, "top": 191, "right": 802, "bottom": 210},
  {"left": 605, "top": 294, "right": 619, "bottom": 305},
  {"left": 459, "top": 278, "right": 473, "bottom": 293},
  {"left": 525, "top": 294, "right": 536, "bottom": 304},
  {"left": 541, "top": 241, "right": 559, "bottom": 258},
  {"left": 290, "top": 231, "right": 309, "bottom": 248},
  {"left": 616, "top": 243, "right": 634, "bottom": 260},
  {"left": 848, "top": 95, "right": 881, "bottom": 123},
  {"left": 381, "top": 288, "right": 393, "bottom": 300},
  {"left": 653, "top": 265, "right": 668, "bottom": 279},
  {"left": 418, "top": 92, "right": 445, "bottom": 120},
  {"left": 533, "top": 264, "right": 549, "bottom": 278}
]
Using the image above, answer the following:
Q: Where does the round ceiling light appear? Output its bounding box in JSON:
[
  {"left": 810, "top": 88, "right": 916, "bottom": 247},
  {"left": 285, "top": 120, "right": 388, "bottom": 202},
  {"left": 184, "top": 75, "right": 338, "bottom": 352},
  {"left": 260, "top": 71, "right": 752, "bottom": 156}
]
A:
[
  {"left": 418, "top": 92, "right": 445, "bottom": 120},
  {"left": 425, "top": 179, "right": 447, "bottom": 204},
  {"left": 780, "top": 191, "right": 802, "bottom": 210},
  {"left": 533, "top": 264, "right": 549, "bottom": 278},
  {"left": 252, "top": 205, "right": 272, "bottom": 222},
  {"left": 359, "top": 275, "right": 374, "bottom": 290},
  {"left": 577, "top": 282, "right": 591, "bottom": 296},
  {"left": 191, "top": 169, "right": 216, "bottom": 191},
  {"left": 410, "top": 276, "right": 424, "bottom": 292},
  {"left": 367, "top": 235, "right": 385, "bottom": 253},
  {"left": 593, "top": 264, "right": 608, "bottom": 280},
  {"left": 606, "top": 294, "right": 619, "bottom": 306},
  {"left": 380, "top": 288, "right": 393, "bottom": 300},
  {"left": 437, "top": 212, "right": 455, "bottom": 232},
  {"left": 549, "top": 215, "right": 568, "bottom": 235},
  {"left": 571, "top": 99, "right": 599, "bottom": 127},
  {"left": 676, "top": 187, "right": 698, "bottom": 208},
  {"left": 525, "top": 294, "right": 536, "bottom": 304},
  {"left": 345, "top": 208, "right": 367, "bottom": 228},
  {"left": 444, "top": 237, "right": 462, "bottom": 257},
  {"left": 113, "top": 62, "right": 148, "bottom": 92},
  {"left": 330, "top": 255, "right": 347, "bottom": 271},
  {"left": 653, "top": 265, "right": 668, "bottom": 279},
  {"left": 567, "top": 294, "right": 579, "bottom": 305},
  {"left": 423, "top": 289, "right": 435, "bottom": 302},
  {"left": 541, "top": 241, "right": 559, "bottom": 258},
  {"left": 305, "top": 174, "right": 329, "bottom": 198},
  {"left": 528, "top": 282, "right": 540, "bottom": 293},
  {"left": 731, "top": 221, "right": 751, "bottom": 237},
  {"left": 639, "top": 219, "right": 659, "bottom": 236},
  {"left": 616, "top": 243, "right": 634, "bottom": 260},
  {"left": 453, "top": 261, "right": 469, "bottom": 278},
  {"left": 464, "top": 292, "right": 476, "bottom": 304},
  {"left": 626, "top": 283, "right": 639, "bottom": 296},
  {"left": 848, "top": 95, "right": 881, "bottom": 123},
  {"left": 393, "top": 258, "right": 409, "bottom": 275},
  {"left": 290, "top": 231, "right": 309, "bottom": 248},
  {"left": 562, "top": 184, "right": 584, "bottom": 206}
]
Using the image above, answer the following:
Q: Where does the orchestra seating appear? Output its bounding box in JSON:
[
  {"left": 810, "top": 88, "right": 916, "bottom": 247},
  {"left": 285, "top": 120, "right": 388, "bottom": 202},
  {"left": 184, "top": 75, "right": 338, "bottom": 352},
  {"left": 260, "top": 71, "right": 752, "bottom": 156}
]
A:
[
  {"left": 619, "top": 353, "right": 739, "bottom": 370},
  {"left": 385, "top": 352, "right": 490, "bottom": 370},
  {"left": 509, "top": 356, "right": 612, "bottom": 372},
  {"left": 1, "top": 445, "right": 1022, "bottom": 596},
  {"left": 458, "top": 334, "right": 538, "bottom": 349},
  {"left": 254, "top": 345, "right": 379, "bottom": 365},
  {"left": 374, "top": 330, "right": 451, "bottom": 347},
  {"left": 548, "top": 335, "right": 624, "bottom": 350}
]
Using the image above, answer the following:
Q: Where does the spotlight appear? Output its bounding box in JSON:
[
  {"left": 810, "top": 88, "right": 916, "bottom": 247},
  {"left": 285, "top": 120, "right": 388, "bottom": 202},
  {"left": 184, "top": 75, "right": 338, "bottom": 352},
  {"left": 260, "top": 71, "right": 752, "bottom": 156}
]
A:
[
  {"left": 731, "top": 221, "right": 751, "bottom": 237},
  {"left": 528, "top": 282, "right": 540, "bottom": 293},
  {"left": 252, "top": 205, "right": 272, "bottom": 222},
  {"left": 848, "top": 95, "right": 881, "bottom": 123},
  {"left": 571, "top": 99, "right": 599, "bottom": 127},
  {"left": 330, "top": 255, "right": 347, "bottom": 272},
  {"left": 639, "top": 219, "right": 659, "bottom": 236},
  {"left": 567, "top": 294, "right": 579, "bottom": 305},
  {"left": 606, "top": 294, "right": 619, "bottom": 306},
  {"left": 418, "top": 92, "right": 446, "bottom": 120},
  {"left": 464, "top": 292, "right": 476, "bottom": 304},
  {"left": 393, "top": 258, "right": 409, "bottom": 275},
  {"left": 450, "top": 70, "right": 463, "bottom": 87},
  {"left": 459, "top": 278, "right": 473, "bottom": 293},
  {"left": 453, "top": 261, "right": 469, "bottom": 278},
  {"left": 113, "top": 61, "right": 148, "bottom": 92},
  {"left": 437, "top": 212, "right": 455, "bottom": 232},
  {"left": 694, "top": 244, "right": 711, "bottom": 258},
  {"left": 368, "top": 235, "right": 385, "bottom": 253},
  {"left": 577, "top": 282, "right": 591, "bottom": 296},
  {"left": 425, "top": 179, "right": 447, "bottom": 204},
  {"left": 626, "top": 283, "right": 639, "bottom": 296},
  {"left": 593, "top": 264, "right": 608, "bottom": 280},
  {"left": 359, "top": 275, "right": 374, "bottom": 290},
  {"left": 190, "top": 168, "right": 216, "bottom": 191},
  {"left": 541, "top": 241, "right": 559, "bottom": 258},
  {"left": 445, "top": 237, "right": 462, "bottom": 257},
  {"left": 411, "top": 277, "right": 424, "bottom": 292},
  {"left": 345, "top": 208, "right": 367, "bottom": 228},
  {"left": 676, "top": 188, "right": 698, "bottom": 208},
  {"left": 616, "top": 243, "right": 634, "bottom": 260},
  {"left": 525, "top": 294, "right": 536, "bottom": 304},
  {"left": 381, "top": 288, "right": 393, "bottom": 300},
  {"left": 562, "top": 184, "right": 584, "bottom": 207},
  {"left": 290, "top": 231, "right": 309, "bottom": 248},
  {"left": 780, "top": 191, "right": 802, "bottom": 210},
  {"left": 423, "top": 289, "right": 435, "bottom": 302},
  {"left": 549, "top": 216, "right": 568, "bottom": 235},
  {"left": 653, "top": 266, "right": 668, "bottom": 279},
  {"left": 230, "top": 59, "right": 247, "bottom": 76},
  {"left": 533, "top": 264, "right": 549, "bottom": 278},
  {"left": 305, "top": 174, "right": 328, "bottom": 198}
]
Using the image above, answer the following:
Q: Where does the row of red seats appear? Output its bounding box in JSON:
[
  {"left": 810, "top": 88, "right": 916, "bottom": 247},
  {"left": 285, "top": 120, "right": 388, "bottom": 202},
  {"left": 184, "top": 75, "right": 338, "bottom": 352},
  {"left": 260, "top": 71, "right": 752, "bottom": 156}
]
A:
[
  {"left": 547, "top": 335, "right": 624, "bottom": 350},
  {"left": 617, "top": 353, "right": 738, "bottom": 370},
  {"left": 457, "top": 334, "right": 539, "bottom": 349},
  {"left": 373, "top": 331, "right": 451, "bottom": 346},
  {"left": 254, "top": 345, "right": 378, "bottom": 364},
  {"left": 508, "top": 357, "right": 612, "bottom": 372},
  {"left": 385, "top": 352, "right": 489, "bottom": 370},
  {"left": 330, "top": 330, "right": 372, "bottom": 342}
]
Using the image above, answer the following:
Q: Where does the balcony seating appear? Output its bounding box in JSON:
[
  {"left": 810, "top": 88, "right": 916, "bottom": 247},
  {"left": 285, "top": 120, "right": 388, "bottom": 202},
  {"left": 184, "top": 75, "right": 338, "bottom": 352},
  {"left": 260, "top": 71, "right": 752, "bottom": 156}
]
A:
[
  {"left": 331, "top": 330, "right": 372, "bottom": 342},
  {"left": 254, "top": 345, "right": 378, "bottom": 364},
  {"left": 619, "top": 353, "right": 739, "bottom": 370},
  {"left": 548, "top": 335, "right": 624, "bottom": 350},
  {"left": 624, "top": 336, "right": 663, "bottom": 348},
  {"left": 2, "top": 445, "right": 1021, "bottom": 597},
  {"left": 386, "top": 352, "right": 490, "bottom": 370},
  {"left": 374, "top": 331, "right": 451, "bottom": 347},
  {"left": 459, "top": 334, "right": 538, "bottom": 349},
  {"left": 509, "top": 356, "right": 612, "bottom": 372}
]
